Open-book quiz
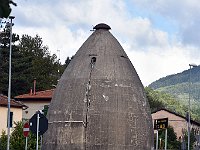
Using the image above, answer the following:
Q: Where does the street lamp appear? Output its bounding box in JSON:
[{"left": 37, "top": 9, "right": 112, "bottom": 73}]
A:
[
  {"left": 7, "top": 15, "right": 15, "bottom": 150},
  {"left": 188, "top": 63, "right": 197, "bottom": 150}
]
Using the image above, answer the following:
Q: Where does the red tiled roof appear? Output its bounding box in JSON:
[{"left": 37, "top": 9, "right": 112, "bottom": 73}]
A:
[
  {"left": 15, "top": 89, "right": 55, "bottom": 99},
  {"left": 0, "top": 94, "right": 27, "bottom": 109}
]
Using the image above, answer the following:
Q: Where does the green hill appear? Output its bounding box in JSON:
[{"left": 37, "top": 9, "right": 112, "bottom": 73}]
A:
[
  {"left": 149, "top": 66, "right": 200, "bottom": 101},
  {"left": 150, "top": 66, "right": 200, "bottom": 88},
  {"left": 148, "top": 66, "right": 200, "bottom": 121}
]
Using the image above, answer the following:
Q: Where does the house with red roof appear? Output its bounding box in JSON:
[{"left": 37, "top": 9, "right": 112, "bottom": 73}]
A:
[
  {"left": 15, "top": 89, "right": 54, "bottom": 119},
  {"left": 0, "top": 94, "right": 27, "bottom": 135}
]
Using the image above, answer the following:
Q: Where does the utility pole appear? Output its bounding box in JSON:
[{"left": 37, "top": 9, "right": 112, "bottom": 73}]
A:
[
  {"left": 7, "top": 15, "right": 15, "bottom": 150},
  {"left": 188, "top": 63, "right": 197, "bottom": 150}
]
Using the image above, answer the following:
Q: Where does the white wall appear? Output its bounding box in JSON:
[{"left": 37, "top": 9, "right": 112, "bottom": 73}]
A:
[
  {"left": 22, "top": 101, "right": 50, "bottom": 119},
  {"left": 0, "top": 107, "right": 22, "bottom": 135}
]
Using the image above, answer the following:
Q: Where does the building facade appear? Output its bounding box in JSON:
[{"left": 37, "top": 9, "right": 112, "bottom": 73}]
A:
[
  {"left": 0, "top": 94, "right": 27, "bottom": 135},
  {"left": 152, "top": 108, "right": 200, "bottom": 139},
  {"left": 14, "top": 89, "right": 54, "bottom": 119}
]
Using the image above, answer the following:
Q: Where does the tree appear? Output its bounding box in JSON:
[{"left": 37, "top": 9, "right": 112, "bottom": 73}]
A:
[
  {"left": 157, "top": 126, "right": 181, "bottom": 149},
  {"left": 0, "top": 29, "right": 71, "bottom": 97},
  {"left": 10, "top": 121, "right": 25, "bottom": 149},
  {"left": 9, "top": 121, "right": 38, "bottom": 150},
  {"left": 145, "top": 87, "right": 165, "bottom": 112},
  {"left": 61, "top": 55, "right": 73, "bottom": 69},
  {"left": 0, "top": 32, "right": 65, "bottom": 96},
  {"left": 18, "top": 34, "right": 61, "bottom": 93},
  {"left": 0, "top": 121, "right": 41, "bottom": 149},
  {"left": 0, "top": 23, "right": 19, "bottom": 96},
  {"left": 182, "top": 128, "right": 196, "bottom": 150},
  {"left": 0, "top": 0, "right": 17, "bottom": 18},
  {"left": 0, "top": 130, "right": 7, "bottom": 150},
  {"left": 145, "top": 87, "right": 189, "bottom": 119}
]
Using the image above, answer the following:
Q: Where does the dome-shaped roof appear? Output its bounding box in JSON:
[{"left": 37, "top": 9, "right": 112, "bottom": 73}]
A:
[{"left": 93, "top": 23, "right": 111, "bottom": 30}]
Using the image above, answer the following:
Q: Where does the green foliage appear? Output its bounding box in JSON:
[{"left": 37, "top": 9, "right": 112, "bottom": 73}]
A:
[
  {"left": 182, "top": 128, "right": 196, "bottom": 150},
  {"left": 0, "top": 25, "right": 20, "bottom": 96},
  {"left": 63, "top": 56, "right": 73, "bottom": 70},
  {"left": 145, "top": 87, "right": 187, "bottom": 115},
  {"left": 0, "top": 0, "right": 11, "bottom": 18},
  {"left": 146, "top": 85, "right": 198, "bottom": 149},
  {"left": 145, "top": 87, "right": 165, "bottom": 112},
  {"left": 0, "top": 0, "right": 17, "bottom": 18},
  {"left": 42, "top": 105, "right": 49, "bottom": 116},
  {"left": 158, "top": 126, "right": 181, "bottom": 149},
  {"left": 0, "top": 130, "right": 7, "bottom": 150},
  {"left": 150, "top": 77, "right": 200, "bottom": 118},
  {"left": 0, "top": 121, "right": 40, "bottom": 150},
  {"left": 0, "top": 31, "right": 70, "bottom": 97},
  {"left": 10, "top": 121, "right": 24, "bottom": 150},
  {"left": 149, "top": 66, "right": 199, "bottom": 89},
  {"left": 17, "top": 34, "right": 61, "bottom": 94},
  {"left": 148, "top": 66, "right": 200, "bottom": 121}
]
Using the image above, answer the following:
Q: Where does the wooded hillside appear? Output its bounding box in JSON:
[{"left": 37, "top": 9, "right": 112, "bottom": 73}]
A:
[{"left": 148, "top": 66, "right": 200, "bottom": 121}]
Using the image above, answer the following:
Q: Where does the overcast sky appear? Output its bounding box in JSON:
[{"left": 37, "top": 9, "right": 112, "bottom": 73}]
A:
[{"left": 2, "top": 0, "right": 200, "bottom": 86}]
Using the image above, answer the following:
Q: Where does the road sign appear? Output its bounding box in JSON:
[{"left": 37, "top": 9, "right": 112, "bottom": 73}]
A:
[
  {"left": 29, "top": 112, "right": 48, "bottom": 135},
  {"left": 23, "top": 122, "right": 30, "bottom": 137},
  {"left": 154, "top": 118, "right": 168, "bottom": 130}
]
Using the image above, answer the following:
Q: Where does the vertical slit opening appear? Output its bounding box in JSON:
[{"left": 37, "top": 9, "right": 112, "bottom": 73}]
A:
[{"left": 91, "top": 57, "right": 96, "bottom": 64}]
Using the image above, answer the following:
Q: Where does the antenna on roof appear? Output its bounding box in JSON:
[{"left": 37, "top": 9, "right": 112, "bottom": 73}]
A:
[{"left": 90, "top": 25, "right": 95, "bottom": 31}]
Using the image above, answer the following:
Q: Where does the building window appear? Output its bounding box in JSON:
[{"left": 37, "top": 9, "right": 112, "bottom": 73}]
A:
[{"left": 7, "top": 112, "right": 13, "bottom": 128}]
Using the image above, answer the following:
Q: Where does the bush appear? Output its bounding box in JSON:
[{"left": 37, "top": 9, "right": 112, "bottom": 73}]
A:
[
  {"left": 0, "top": 130, "right": 7, "bottom": 150},
  {"left": 0, "top": 121, "right": 39, "bottom": 150}
]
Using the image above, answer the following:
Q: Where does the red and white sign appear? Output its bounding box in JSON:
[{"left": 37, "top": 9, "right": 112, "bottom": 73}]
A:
[{"left": 23, "top": 122, "right": 30, "bottom": 137}]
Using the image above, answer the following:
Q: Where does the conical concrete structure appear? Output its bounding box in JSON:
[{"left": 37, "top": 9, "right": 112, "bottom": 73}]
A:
[{"left": 43, "top": 23, "right": 154, "bottom": 150}]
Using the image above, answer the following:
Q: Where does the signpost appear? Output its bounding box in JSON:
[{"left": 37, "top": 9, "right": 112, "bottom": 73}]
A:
[
  {"left": 154, "top": 118, "right": 169, "bottom": 150},
  {"left": 29, "top": 112, "right": 48, "bottom": 135},
  {"left": 155, "top": 130, "right": 158, "bottom": 150},
  {"left": 23, "top": 122, "right": 30, "bottom": 150},
  {"left": 23, "top": 122, "right": 30, "bottom": 137},
  {"left": 29, "top": 111, "right": 48, "bottom": 150},
  {"left": 154, "top": 118, "right": 168, "bottom": 130}
]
